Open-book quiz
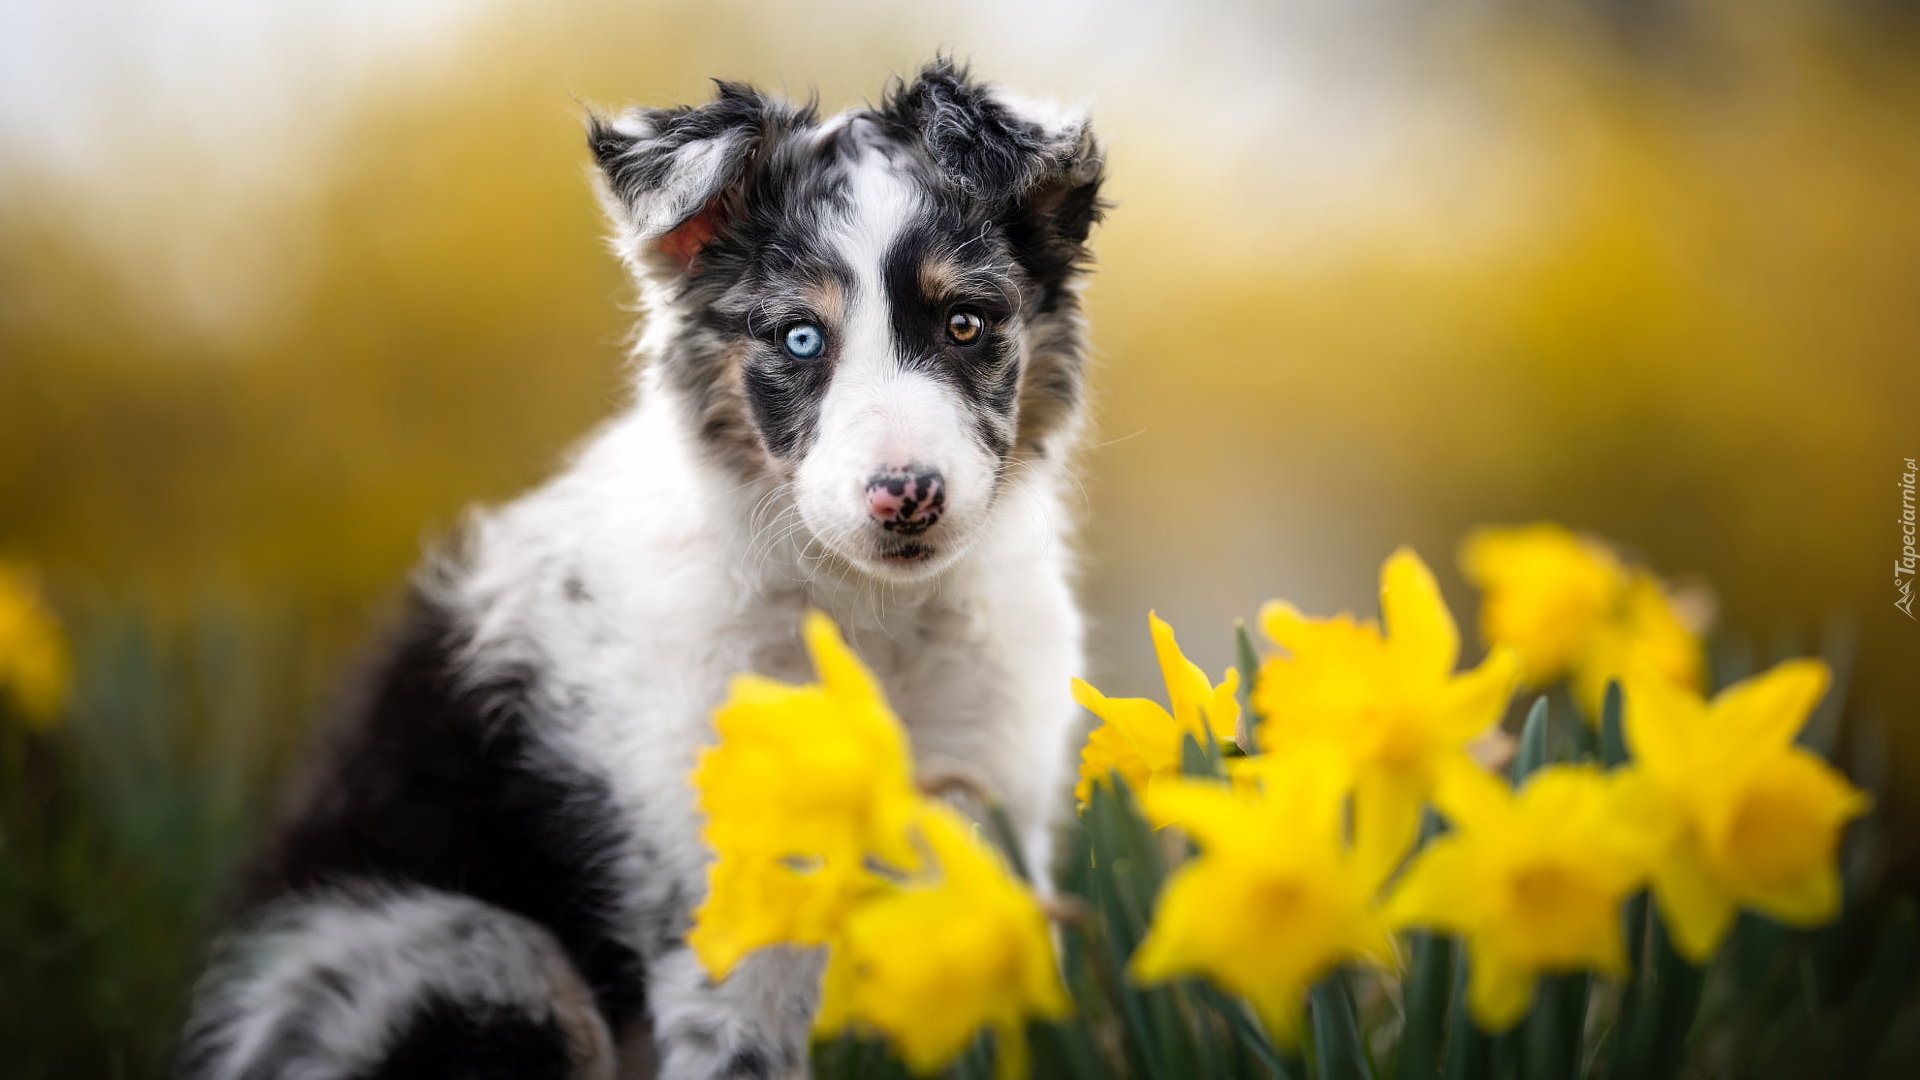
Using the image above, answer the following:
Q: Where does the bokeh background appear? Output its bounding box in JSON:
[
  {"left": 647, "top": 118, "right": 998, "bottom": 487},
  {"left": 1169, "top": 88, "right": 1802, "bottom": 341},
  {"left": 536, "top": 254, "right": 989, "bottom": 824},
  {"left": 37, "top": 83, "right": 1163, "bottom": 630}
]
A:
[{"left": 3, "top": 0, "right": 1917, "bottom": 1074}]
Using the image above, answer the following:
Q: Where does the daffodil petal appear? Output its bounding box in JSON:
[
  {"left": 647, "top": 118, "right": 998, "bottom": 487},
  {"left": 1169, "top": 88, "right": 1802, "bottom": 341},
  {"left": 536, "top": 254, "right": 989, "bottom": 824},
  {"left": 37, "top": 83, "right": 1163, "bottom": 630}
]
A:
[
  {"left": 802, "top": 609, "right": 883, "bottom": 705},
  {"left": 1466, "top": 947, "right": 1538, "bottom": 1033},
  {"left": 992, "top": 1017, "right": 1030, "bottom": 1080},
  {"left": 1748, "top": 862, "right": 1844, "bottom": 928},
  {"left": 1246, "top": 987, "right": 1309, "bottom": 1050},
  {"left": 1150, "top": 611, "right": 1213, "bottom": 731},
  {"left": 1710, "top": 658, "right": 1830, "bottom": 753},
  {"left": 1457, "top": 524, "right": 1625, "bottom": 687},
  {"left": 1383, "top": 837, "right": 1478, "bottom": 934},
  {"left": 1430, "top": 758, "right": 1511, "bottom": 835},
  {"left": 1381, "top": 547, "right": 1460, "bottom": 677},
  {"left": 1258, "top": 599, "right": 1314, "bottom": 652},
  {"left": 1712, "top": 748, "right": 1867, "bottom": 921},
  {"left": 1437, "top": 646, "right": 1521, "bottom": 742},
  {"left": 1128, "top": 869, "right": 1211, "bottom": 986},
  {"left": 1353, "top": 769, "right": 1422, "bottom": 889},
  {"left": 1622, "top": 664, "right": 1707, "bottom": 780},
  {"left": 1142, "top": 778, "right": 1258, "bottom": 852},
  {"left": 1652, "top": 845, "right": 1739, "bottom": 965}
]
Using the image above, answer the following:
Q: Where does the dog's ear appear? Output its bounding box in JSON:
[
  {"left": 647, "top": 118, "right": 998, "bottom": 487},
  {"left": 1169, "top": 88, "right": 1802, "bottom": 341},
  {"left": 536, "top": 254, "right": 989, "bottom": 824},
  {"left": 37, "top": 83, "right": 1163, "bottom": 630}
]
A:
[
  {"left": 588, "top": 83, "right": 783, "bottom": 275},
  {"left": 884, "top": 59, "right": 1106, "bottom": 272}
]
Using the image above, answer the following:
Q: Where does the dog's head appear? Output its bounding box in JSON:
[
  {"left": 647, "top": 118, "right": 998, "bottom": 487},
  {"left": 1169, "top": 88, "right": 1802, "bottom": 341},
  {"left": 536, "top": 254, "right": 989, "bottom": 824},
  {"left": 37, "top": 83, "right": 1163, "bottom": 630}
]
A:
[{"left": 589, "top": 61, "right": 1104, "bottom": 581}]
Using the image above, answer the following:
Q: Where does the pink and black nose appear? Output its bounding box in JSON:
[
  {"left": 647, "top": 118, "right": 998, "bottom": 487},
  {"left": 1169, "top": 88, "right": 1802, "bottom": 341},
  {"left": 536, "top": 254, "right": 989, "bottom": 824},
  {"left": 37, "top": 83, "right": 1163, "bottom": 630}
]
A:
[{"left": 865, "top": 468, "right": 946, "bottom": 535}]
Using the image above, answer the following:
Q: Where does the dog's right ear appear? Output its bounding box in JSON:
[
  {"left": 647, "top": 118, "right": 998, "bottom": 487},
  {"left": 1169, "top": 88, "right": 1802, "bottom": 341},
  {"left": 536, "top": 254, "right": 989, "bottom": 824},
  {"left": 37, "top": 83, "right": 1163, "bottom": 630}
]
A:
[{"left": 588, "top": 83, "right": 776, "bottom": 275}]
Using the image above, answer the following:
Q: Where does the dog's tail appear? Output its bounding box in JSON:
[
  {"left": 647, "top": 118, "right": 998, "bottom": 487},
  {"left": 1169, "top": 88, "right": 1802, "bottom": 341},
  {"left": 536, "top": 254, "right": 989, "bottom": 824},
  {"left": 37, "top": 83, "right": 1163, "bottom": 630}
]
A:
[{"left": 176, "top": 885, "right": 616, "bottom": 1080}]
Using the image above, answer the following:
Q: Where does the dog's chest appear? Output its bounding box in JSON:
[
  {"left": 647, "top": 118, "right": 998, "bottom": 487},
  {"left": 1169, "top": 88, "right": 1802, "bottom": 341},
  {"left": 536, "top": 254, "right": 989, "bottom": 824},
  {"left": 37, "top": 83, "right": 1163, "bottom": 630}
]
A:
[{"left": 540, "top": 581, "right": 1012, "bottom": 829}]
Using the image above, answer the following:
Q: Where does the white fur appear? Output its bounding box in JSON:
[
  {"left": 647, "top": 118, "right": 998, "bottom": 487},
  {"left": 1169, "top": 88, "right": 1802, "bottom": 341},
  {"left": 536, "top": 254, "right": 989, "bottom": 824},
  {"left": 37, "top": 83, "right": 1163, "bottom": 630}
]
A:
[
  {"left": 794, "top": 148, "right": 1002, "bottom": 579},
  {"left": 434, "top": 336, "right": 1083, "bottom": 1077}
]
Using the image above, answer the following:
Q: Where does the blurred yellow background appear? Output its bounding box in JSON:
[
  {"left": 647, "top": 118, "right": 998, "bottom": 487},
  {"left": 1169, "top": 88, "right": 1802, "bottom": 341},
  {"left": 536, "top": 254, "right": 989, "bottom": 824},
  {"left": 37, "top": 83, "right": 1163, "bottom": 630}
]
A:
[{"left": 2, "top": 0, "right": 1917, "bottom": 1069}]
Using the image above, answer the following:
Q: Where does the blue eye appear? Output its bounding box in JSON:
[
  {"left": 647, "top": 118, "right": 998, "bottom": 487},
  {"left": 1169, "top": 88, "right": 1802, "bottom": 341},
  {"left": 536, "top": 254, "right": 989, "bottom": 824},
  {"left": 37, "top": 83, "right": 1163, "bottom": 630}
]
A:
[{"left": 783, "top": 324, "right": 825, "bottom": 359}]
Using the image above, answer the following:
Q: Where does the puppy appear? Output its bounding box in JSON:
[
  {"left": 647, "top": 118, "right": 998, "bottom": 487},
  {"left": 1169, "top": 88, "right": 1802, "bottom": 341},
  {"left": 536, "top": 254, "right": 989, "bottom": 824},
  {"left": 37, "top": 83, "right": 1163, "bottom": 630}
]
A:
[{"left": 177, "top": 60, "right": 1104, "bottom": 1080}]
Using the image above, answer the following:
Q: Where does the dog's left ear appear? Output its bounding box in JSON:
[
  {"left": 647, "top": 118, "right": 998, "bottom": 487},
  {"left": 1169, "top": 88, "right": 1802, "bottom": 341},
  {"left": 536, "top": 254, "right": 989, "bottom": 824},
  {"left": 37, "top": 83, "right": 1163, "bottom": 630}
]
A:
[{"left": 885, "top": 61, "right": 1106, "bottom": 283}]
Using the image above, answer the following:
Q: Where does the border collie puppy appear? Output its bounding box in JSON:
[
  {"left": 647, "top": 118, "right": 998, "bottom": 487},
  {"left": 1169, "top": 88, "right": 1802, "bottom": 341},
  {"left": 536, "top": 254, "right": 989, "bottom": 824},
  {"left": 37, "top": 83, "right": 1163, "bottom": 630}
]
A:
[{"left": 176, "top": 61, "right": 1104, "bottom": 1080}]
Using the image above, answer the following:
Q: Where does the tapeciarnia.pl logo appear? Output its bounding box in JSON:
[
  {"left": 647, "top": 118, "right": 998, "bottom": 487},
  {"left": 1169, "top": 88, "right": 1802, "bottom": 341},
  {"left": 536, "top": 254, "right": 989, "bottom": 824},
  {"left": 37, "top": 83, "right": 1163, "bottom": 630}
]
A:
[{"left": 1900, "top": 457, "right": 1917, "bottom": 620}]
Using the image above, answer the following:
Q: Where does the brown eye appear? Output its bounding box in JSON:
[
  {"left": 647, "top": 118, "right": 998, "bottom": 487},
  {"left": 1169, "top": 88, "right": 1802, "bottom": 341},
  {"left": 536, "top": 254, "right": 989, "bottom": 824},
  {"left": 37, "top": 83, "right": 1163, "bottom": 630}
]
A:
[{"left": 945, "top": 309, "right": 985, "bottom": 346}]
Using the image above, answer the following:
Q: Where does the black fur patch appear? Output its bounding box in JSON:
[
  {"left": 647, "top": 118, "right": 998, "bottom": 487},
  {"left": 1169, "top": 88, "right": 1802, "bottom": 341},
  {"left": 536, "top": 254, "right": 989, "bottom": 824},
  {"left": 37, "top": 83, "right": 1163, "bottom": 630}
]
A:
[
  {"left": 880, "top": 59, "right": 1059, "bottom": 204},
  {"left": 880, "top": 58, "right": 1106, "bottom": 312},
  {"left": 723, "top": 1045, "right": 773, "bottom": 1080},
  {"left": 882, "top": 219, "right": 1024, "bottom": 459},
  {"left": 352, "top": 996, "right": 573, "bottom": 1080},
  {"left": 239, "top": 593, "right": 646, "bottom": 1033},
  {"left": 588, "top": 81, "right": 817, "bottom": 242}
]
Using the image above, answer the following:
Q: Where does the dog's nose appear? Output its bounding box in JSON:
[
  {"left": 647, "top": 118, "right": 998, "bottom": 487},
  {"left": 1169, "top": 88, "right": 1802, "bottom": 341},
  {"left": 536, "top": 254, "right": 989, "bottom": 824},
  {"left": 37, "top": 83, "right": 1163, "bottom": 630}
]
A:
[{"left": 865, "top": 468, "right": 945, "bottom": 534}]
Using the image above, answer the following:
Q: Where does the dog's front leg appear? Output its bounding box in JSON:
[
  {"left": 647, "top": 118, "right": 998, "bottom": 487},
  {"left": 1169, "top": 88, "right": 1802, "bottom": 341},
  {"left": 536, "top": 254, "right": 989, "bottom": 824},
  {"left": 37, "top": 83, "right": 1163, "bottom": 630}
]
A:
[{"left": 645, "top": 938, "right": 822, "bottom": 1080}]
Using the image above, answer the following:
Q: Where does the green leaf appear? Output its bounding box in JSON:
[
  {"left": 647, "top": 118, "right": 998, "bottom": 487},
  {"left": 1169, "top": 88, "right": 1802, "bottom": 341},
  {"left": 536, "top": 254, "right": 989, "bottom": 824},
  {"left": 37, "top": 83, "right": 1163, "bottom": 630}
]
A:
[
  {"left": 1180, "top": 732, "right": 1223, "bottom": 780},
  {"left": 1192, "top": 981, "right": 1297, "bottom": 1079},
  {"left": 1511, "top": 696, "right": 1549, "bottom": 786},
  {"left": 1397, "top": 809, "right": 1453, "bottom": 1080},
  {"left": 1084, "top": 775, "right": 1206, "bottom": 1079},
  {"left": 1027, "top": 1017, "right": 1107, "bottom": 1080},
  {"left": 1442, "top": 951, "right": 1492, "bottom": 1080},
  {"left": 1598, "top": 681, "right": 1627, "bottom": 769},
  {"left": 1234, "top": 618, "right": 1262, "bottom": 754},
  {"left": 1083, "top": 779, "right": 1164, "bottom": 1077},
  {"left": 1610, "top": 908, "right": 1706, "bottom": 1080},
  {"left": 1310, "top": 970, "right": 1376, "bottom": 1080},
  {"left": 1566, "top": 707, "right": 1598, "bottom": 761},
  {"left": 1521, "top": 972, "right": 1588, "bottom": 1080},
  {"left": 1600, "top": 892, "right": 1649, "bottom": 1080},
  {"left": 1837, "top": 898, "right": 1919, "bottom": 1075},
  {"left": 983, "top": 800, "right": 1032, "bottom": 884},
  {"left": 1397, "top": 932, "right": 1453, "bottom": 1080}
]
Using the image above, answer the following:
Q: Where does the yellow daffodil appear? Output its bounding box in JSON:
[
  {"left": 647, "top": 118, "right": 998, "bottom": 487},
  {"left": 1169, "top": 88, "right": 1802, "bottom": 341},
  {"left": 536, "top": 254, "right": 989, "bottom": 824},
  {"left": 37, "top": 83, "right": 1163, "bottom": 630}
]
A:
[
  {"left": 689, "top": 611, "right": 923, "bottom": 980},
  {"left": 1623, "top": 658, "right": 1870, "bottom": 964},
  {"left": 1459, "top": 523, "right": 1626, "bottom": 687},
  {"left": 1459, "top": 523, "right": 1705, "bottom": 721},
  {"left": 1569, "top": 571, "right": 1705, "bottom": 718},
  {"left": 1130, "top": 750, "right": 1397, "bottom": 1046},
  {"left": 1072, "top": 611, "right": 1239, "bottom": 803},
  {"left": 1254, "top": 548, "right": 1519, "bottom": 869},
  {"left": 816, "top": 802, "right": 1069, "bottom": 1080},
  {"left": 0, "top": 561, "right": 69, "bottom": 729},
  {"left": 1385, "top": 763, "right": 1658, "bottom": 1032}
]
